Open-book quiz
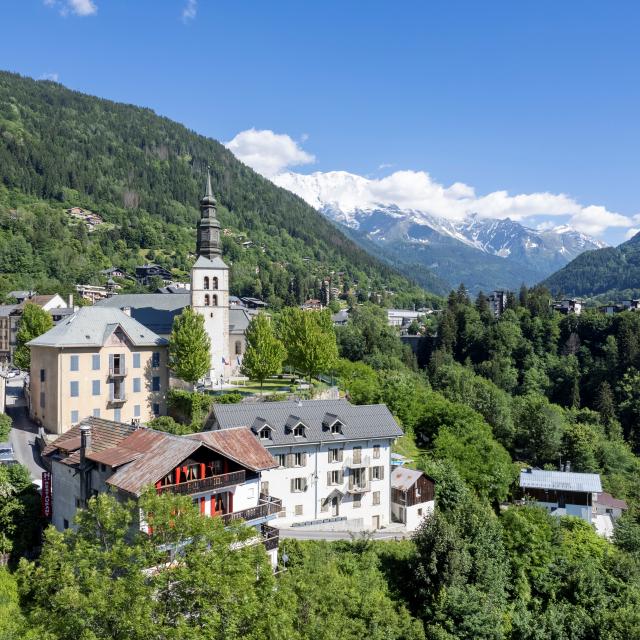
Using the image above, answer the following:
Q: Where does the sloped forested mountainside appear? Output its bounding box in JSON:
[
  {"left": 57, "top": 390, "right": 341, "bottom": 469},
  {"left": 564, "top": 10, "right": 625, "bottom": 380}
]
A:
[
  {"left": 543, "top": 231, "right": 640, "bottom": 299},
  {"left": 0, "top": 71, "right": 433, "bottom": 307}
]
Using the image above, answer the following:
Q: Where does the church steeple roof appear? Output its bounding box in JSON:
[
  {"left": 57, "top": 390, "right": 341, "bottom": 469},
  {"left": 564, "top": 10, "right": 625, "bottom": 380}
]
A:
[{"left": 196, "top": 166, "right": 222, "bottom": 259}]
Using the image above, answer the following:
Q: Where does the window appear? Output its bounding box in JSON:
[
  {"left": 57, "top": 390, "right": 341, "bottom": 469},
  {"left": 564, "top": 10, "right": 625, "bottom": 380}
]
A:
[
  {"left": 259, "top": 427, "right": 272, "bottom": 440},
  {"left": 261, "top": 481, "right": 269, "bottom": 496},
  {"left": 132, "top": 353, "right": 141, "bottom": 369},
  {"left": 93, "top": 408, "right": 100, "bottom": 418},
  {"left": 212, "top": 295, "right": 218, "bottom": 306},
  {"left": 328, "top": 448, "right": 343, "bottom": 463},
  {"left": 235, "top": 340, "right": 242, "bottom": 355},
  {"left": 152, "top": 352, "right": 160, "bottom": 368},
  {"left": 373, "top": 445, "right": 380, "bottom": 459},
  {"left": 39, "top": 392, "right": 45, "bottom": 408},
  {"left": 294, "top": 504, "right": 303, "bottom": 516},
  {"left": 71, "top": 410, "right": 79, "bottom": 424},
  {"left": 417, "top": 508, "right": 423, "bottom": 516},
  {"left": 291, "top": 477, "right": 307, "bottom": 493},
  {"left": 100, "top": 464, "right": 107, "bottom": 472},
  {"left": 370, "top": 466, "right": 384, "bottom": 481},
  {"left": 133, "top": 377, "right": 141, "bottom": 393},
  {"left": 204, "top": 294, "right": 210, "bottom": 306},
  {"left": 152, "top": 376, "right": 160, "bottom": 392},
  {"left": 152, "top": 403, "right": 160, "bottom": 416},
  {"left": 63, "top": 519, "right": 69, "bottom": 530},
  {"left": 92, "top": 380, "right": 100, "bottom": 396},
  {"left": 294, "top": 452, "right": 305, "bottom": 467},
  {"left": 39, "top": 368, "right": 45, "bottom": 382},
  {"left": 204, "top": 276, "right": 210, "bottom": 289},
  {"left": 328, "top": 469, "right": 343, "bottom": 485},
  {"left": 353, "top": 494, "right": 362, "bottom": 509},
  {"left": 293, "top": 424, "right": 305, "bottom": 438},
  {"left": 330, "top": 422, "right": 342, "bottom": 435},
  {"left": 373, "top": 491, "right": 381, "bottom": 506},
  {"left": 70, "top": 381, "right": 79, "bottom": 397},
  {"left": 92, "top": 354, "right": 100, "bottom": 370},
  {"left": 114, "top": 408, "right": 121, "bottom": 422},
  {"left": 275, "top": 454, "right": 286, "bottom": 467},
  {"left": 212, "top": 277, "right": 218, "bottom": 289},
  {"left": 70, "top": 355, "right": 79, "bottom": 371},
  {"left": 134, "top": 404, "right": 141, "bottom": 417}
]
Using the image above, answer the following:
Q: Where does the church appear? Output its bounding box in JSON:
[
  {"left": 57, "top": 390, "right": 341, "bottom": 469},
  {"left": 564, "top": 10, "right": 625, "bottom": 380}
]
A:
[{"left": 97, "top": 172, "right": 254, "bottom": 383}]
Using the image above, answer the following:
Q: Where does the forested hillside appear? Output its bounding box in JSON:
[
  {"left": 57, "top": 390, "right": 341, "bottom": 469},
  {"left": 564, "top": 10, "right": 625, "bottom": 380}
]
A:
[
  {"left": 0, "top": 71, "right": 432, "bottom": 308},
  {"left": 543, "top": 231, "right": 640, "bottom": 299}
]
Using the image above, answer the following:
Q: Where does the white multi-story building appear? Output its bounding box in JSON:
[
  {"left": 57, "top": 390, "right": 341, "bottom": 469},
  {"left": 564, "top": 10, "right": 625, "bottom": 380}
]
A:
[{"left": 210, "top": 399, "right": 404, "bottom": 530}]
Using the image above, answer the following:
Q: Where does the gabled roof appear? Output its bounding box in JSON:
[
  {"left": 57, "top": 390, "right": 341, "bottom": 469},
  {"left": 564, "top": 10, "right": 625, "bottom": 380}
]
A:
[
  {"left": 192, "top": 255, "right": 229, "bottom": 270},
  {"left": 391, "top": 467, "right": 425, "bottom": 491},
  {"left": 187, "top": 428, "right": 276, "bottom": 472},
  {"left": 594, "top": 491, "right": 628, "bottom": 510},
  {"left": 212, "top": 399, "right": 403, "bottom": 446},
  {"left": 27, "top": 306, "right": 167, "bottom": 348},
  {"left": 519, "top": 469, "right": 602, "bottom": 493}
]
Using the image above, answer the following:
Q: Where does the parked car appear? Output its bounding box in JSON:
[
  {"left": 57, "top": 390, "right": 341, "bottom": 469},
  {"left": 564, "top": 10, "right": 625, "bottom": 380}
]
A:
[{"left": 0, "top": 442, "right": 16, "bottom": 465}]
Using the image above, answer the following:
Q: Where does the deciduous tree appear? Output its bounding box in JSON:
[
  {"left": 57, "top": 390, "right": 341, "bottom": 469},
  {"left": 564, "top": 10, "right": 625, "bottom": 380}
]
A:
[
  {"left": 168, "top": 307, "right": 211, "bottom": 386},
  {"left": 14, "top": 302, "right": 53, "bottom": 370}
]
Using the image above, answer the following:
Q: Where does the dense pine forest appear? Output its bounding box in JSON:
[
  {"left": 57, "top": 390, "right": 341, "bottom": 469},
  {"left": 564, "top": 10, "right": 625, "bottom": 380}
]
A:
[
  {"left": 543, "top": 231, "right": 640, "bottom": 300},
  {"left": 0, "top": 71, "right": 432, "bottom": 308}
]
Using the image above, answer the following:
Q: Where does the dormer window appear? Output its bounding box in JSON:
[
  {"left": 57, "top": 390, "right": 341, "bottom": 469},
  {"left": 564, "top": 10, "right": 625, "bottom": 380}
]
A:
[
  {"left": 293, "top": 424, "right": 305, "bottom": 438},
  {"left": 259, "top": 426, "right": 272, "bottom": 440},
  {"left": 330, "top": 422, "right": 342, "bottom": 435}
]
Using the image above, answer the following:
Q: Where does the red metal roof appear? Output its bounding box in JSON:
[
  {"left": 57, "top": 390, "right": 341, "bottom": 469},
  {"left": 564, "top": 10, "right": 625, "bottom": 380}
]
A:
[
  {"left": 595, "top": 491, "right": 628, "bottom": 510},
  {"left": 188, "top": 428, "right": 277, "bottom": 472}
]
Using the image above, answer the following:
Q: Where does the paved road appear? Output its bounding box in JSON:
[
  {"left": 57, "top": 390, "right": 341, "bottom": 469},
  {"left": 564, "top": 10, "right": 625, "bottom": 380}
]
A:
[
  {"left": 6, "top": 376, "right": 45, "bottom": 481},
  {"left": 277, "top": 525, "right": 409, "bottom": 541}
]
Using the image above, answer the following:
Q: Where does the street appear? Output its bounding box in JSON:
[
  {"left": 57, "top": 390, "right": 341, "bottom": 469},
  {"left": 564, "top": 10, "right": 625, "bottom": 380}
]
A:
[{"left": 6, "top": 376, "right": 45, "bottom": 482}]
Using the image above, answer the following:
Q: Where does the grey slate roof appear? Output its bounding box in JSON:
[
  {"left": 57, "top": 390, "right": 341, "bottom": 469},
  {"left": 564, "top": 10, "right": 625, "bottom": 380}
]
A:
[
  {"left": 212, "top": 399, "right": 403, "bottom": 446},
  {"left": 27, "top": 306, "right": 167, "bottom": 348},
  {"left": 193, "top": 255, "right": 228, "bottom": 270},
  {"left": 96, "top": 293, "right": 190, "bottom": 335},
  {"left": 0, "top": 304, "right": 19, "bottom": 317},
  {"left": 519, "top": 469, "right": 602, "bottom": 493},
  {"left": 229, "top": 307, "right": 254, "bottom": 334}
]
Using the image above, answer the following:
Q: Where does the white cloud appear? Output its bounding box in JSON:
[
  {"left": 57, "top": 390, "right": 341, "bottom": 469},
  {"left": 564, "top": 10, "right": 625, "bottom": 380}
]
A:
[
  {"left": 226, "top": 128, "right": 634, "bottom": 239},
  {"left": 44, "top": 0, "right": 97, "bottom": 16},
  {"left": 39, "top": 72, "right": 59, "bottom": 82},
  {"left": 225, "top": 128, "right": 315, "bottom": 178},
  {"left": 182, "top": 0, "right": 197, "bottom": 22},
  {"left": 625, "top": 228, "right": 640, "bottom": 240}
]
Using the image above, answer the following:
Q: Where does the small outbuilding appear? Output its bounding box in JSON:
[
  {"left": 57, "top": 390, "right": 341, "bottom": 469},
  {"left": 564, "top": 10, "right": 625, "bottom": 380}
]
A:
[{"left": 390, "top": 467, "right": 435, "bottom": 531}]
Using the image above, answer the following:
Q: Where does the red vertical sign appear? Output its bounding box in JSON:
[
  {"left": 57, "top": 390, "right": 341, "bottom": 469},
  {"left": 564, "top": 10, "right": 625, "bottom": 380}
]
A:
[{"left": 41, "top": 471, "right": 52, "bottom": 519}]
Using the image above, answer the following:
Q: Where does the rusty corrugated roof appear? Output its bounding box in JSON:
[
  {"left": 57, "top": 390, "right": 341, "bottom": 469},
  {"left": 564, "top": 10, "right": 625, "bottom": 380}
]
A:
[{"left": 188, "top": 427, "right": 277, "bottom": 472}]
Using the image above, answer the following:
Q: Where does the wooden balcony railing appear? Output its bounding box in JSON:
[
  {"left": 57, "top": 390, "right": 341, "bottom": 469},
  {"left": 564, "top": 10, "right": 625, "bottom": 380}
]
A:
[
  {"left": 221, "top": 496, "right": 282, "bottom": 525},
  {"left": 157, "top": 470, "right": 246, "bottom": 495},
  {"left": 262, "top": 525, "right": 279, "bottom": 552}
]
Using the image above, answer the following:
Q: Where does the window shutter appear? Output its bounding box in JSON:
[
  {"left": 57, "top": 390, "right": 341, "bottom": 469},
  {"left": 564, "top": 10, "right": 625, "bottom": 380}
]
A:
[
  {"left": 368, "top": 467, "right": 372, "bottom": 481},
  {"left": 286, "top": 454, "right": 294, "bottom": 468},
  {"left": 380, "top": 466, "right": 385, "bottom": 480},
  {"left": 338, "top": 448, "right": 343, "bottom": 462},
  {"left": 327, "top": 471, "right": 332, "bottom": 486},
  {"left": 108, "top": 381, "right": 114, "bottom": 401},
  {"left": 121, "top": 352, "right": 126, "bottom": 371},
  {"left": 109, "top": 354, "right": 114, "bottom": 371},
  {"left": 290, "top": 478, "right": 295, "bottom": 493},
  {"left": 303, "top": 478, "right": 308, "bottom": 492},
  {"left": 339, "top": 471, "right": 344, "bottom": 483},
  {"left": 302, "top": 452, "right": 307, "bottom": 466}
]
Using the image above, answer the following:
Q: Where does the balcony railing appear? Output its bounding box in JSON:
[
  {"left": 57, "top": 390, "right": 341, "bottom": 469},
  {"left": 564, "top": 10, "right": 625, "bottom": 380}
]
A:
[
  {"left": 157, "top": 470, "right": 246, "bottom": 495},
  {"left": 344, "top": 455, "right": 370, "bottom": 469},
  {"left": 221, "top": 496, "right": 282, "bottom": 525},
  {"left": 108, "top": 393, "right": 127, "bottom": 404},
  {"left": 109, "top": 365, "right": 127, "bottom": 378},
  {"left": 347, "top": 477, "right": 370, "bottom": 494},
  {"left": 262, "top": 524, "right": 279, "bottom": 552}
]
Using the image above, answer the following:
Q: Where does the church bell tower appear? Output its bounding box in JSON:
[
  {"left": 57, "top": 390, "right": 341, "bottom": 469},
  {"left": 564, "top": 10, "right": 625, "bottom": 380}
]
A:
[{"left": 191, "top": 167, "right": 230, "bottom": 384}]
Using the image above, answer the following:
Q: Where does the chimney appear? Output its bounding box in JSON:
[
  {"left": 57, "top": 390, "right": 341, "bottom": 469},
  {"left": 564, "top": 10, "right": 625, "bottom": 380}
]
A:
[
  {"left": 79, "top": 423, "right": 92, "bottom": 505},
  {"left": 68, "top": 293, "right": 74, "bottom": 309},
  {"left": 121, "top": 306, "right": 131, "bottom": 317}
]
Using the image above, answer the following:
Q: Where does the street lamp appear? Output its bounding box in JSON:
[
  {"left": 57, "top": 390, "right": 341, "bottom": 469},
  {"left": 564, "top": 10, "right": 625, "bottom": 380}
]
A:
[{"left": 219, "top": 374, "right": 224, "bottom": 389}]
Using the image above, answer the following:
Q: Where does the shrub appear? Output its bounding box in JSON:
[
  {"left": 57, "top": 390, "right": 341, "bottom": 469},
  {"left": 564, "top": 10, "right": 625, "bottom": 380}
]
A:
[{"left": 0, "top": 414, "right": 11, "bottom": 441}]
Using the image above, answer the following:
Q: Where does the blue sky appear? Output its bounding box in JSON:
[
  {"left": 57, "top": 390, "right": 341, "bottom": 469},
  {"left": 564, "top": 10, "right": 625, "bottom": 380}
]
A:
[{"left": 1, "top": 0, "right": 639, "bottom": 243}]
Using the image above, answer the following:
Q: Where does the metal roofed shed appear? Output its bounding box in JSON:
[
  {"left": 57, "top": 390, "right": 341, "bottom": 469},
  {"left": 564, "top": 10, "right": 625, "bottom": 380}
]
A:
[
  {"left": 519, "top": 469, "right": 602, "bottom": 493},
  {"left": 391, "top": 467, "right": 424, "bottom": 491}
]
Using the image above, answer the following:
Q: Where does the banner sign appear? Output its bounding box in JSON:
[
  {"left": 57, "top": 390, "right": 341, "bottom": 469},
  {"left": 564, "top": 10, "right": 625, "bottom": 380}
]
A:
[{"left": 41, "top": 471, "right": 52, "bottom": 519}]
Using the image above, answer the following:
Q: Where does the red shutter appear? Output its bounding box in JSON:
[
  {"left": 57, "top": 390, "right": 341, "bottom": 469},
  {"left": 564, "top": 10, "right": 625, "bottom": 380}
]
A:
[
  {"left": 175, "top": 467, "right": 181, "bottom": 483},
  {"left": 228, "top": 491, "right": 233, "bottom": 513},
  {"left": 200, "top": 496, "right": 205, "bottom": 515},
  {"left": 200, "top": 463, "right": 206, "bottom": 479}
]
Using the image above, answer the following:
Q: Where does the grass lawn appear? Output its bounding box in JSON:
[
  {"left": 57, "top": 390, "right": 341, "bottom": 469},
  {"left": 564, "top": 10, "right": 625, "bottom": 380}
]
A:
[
  {"left": 227, "top": 374, "right": 328, "bottom": 396},
  {"left": 393, "top": 434, "right": 428, "bottom": 469}
]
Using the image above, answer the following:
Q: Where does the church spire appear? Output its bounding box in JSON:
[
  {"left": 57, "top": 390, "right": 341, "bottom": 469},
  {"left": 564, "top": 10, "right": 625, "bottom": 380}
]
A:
[{"left": 196, "top": 165, "right": 222, "bottom": 259}]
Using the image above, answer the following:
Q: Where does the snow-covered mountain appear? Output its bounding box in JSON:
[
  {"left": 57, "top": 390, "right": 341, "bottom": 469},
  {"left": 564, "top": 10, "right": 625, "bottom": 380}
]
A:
[{"left": 274, "top": 170, "right": 607, "bottom": 293}]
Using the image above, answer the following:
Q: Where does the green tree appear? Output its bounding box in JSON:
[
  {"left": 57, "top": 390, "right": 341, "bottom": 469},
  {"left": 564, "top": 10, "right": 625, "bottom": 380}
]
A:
[
  {"left": 13, "top": 302, "right": 53, "bottom": 370},
  {"left": 278, "top": 308, "right": 338, "bottom": 383},
  {"left": 168, "top": 307, "right": 211, "bottom": 386},
  {"left": 241, "top": 313, "right": 286, "bottom": 391}
]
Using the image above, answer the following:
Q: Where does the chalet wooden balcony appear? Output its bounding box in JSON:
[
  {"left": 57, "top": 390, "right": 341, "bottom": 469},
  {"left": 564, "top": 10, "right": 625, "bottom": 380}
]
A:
[
  {"left": 156, "top": 470, "right": 246, "bottom": 495},
  {"left": 262, "top": 525, "right": 279, "bottom": 552},
  {"left": 221, "top": 495, "right": 282, "bottom": 525}
]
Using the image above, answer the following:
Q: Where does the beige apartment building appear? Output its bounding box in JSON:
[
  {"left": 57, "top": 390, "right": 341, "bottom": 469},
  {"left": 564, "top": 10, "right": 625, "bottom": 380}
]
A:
[{"left": 28, "top": 307, "right": 168, "bottom": 435}]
